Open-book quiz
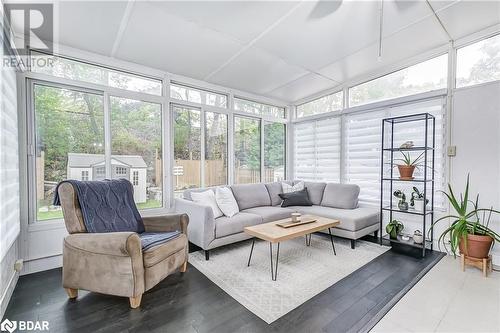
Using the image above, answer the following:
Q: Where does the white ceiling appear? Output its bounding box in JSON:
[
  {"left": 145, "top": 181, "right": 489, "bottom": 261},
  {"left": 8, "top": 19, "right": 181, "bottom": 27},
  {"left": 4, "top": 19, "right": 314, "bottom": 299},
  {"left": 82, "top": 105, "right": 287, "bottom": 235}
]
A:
[{"left": 36, "top": 1, "right": 500, "bottom": 103}]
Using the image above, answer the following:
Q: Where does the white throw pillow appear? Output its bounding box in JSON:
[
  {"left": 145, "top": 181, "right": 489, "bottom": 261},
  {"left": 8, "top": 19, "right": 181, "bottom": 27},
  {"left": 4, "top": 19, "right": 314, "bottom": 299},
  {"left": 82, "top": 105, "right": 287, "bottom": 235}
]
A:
[
  {"left": 215, "top": 187, "right": 239, "bottom": 217},
  {"left": 282, "top": 181, "right": 304, "bottom": 194},
  {"left": 191, "top": 190, "right": 223, "bottom": 218}
]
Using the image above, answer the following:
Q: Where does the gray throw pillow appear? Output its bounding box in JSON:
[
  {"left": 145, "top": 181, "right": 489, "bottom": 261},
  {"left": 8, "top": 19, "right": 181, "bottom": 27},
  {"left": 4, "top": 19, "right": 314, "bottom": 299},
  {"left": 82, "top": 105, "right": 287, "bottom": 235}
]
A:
[{"left": 278, "top": 188, "right": 313, "bottom": 207}]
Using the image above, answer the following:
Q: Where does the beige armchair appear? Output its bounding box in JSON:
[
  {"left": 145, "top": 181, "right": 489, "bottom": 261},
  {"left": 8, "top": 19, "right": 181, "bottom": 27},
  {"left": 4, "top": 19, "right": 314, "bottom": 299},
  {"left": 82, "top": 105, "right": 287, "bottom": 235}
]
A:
[{"left": 57, "top": 182, "right": 189, "bottom": 308}]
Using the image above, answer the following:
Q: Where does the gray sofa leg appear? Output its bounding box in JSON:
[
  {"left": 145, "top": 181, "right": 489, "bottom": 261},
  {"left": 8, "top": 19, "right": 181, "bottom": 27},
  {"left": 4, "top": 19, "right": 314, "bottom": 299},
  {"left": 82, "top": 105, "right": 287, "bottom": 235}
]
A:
[
  {"left": 350, "top": 239, "right": 355, "bottom": 249},
  {"left": 205, "top": 250, "right": 209, "bottom": 261},
  {"left": 374, "top": 230, "right": 378, "bottom": 238}
]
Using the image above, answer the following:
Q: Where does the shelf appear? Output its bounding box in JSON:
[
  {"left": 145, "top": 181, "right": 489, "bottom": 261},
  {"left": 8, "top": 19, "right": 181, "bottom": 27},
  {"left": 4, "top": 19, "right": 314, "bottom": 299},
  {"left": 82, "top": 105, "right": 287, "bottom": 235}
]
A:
[
  {"left": 383, "top": 234, "right": 431, "bottom": 249},
  {"left": 382, "top": 178, "right": 434, "bottom": 183},
  {"left": 382, "top": 113, "right": 435, "bottom": 124},
  {"left": 382, "top": 206, "right": 433, "bottom": 216},
  {"left": 383, "top": 147, "right": 434, "bottom": 152}
]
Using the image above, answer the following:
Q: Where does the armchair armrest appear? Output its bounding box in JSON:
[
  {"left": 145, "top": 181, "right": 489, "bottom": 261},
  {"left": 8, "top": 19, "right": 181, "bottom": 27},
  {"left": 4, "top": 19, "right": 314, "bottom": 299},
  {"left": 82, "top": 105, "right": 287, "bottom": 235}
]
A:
[
  {"left": 142, "top": 213, "right": 189, "bottom": 234},
  {"left": 63, "top": 232, "right": 144, "bottom": 297},
  {"left": 174, "top": 198, "right": 215, "bottom": 250},
  {"left": 64, "top": 232, "right": 142, "bottom": 258}
]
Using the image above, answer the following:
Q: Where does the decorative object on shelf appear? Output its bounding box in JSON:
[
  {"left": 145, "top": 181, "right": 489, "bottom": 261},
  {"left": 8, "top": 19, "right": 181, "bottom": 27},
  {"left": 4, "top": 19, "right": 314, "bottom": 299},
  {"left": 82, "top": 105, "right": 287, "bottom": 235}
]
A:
[
  {"left": 399, "top": 141, "right": 414, "bottom": 149},
  {"left": 393, "top": 190, "right": 408, "bottom": 210},
  {"left": 380, "top": 113, "right": 435, "bottom": 258},
  {"left": 410, "top": 187, "right": 429, "bottom": 211},
  {"left": 431, "top": 174, "right": 500, "bottom": 260},
  {"left": 401, "top": 234, "right": 410, "bottom": 241},
  {"left": 386, "top": 219, "right": 404, "bottom": 240},
  {"left": 291, "top": 212, "right": 301, "bottom": 223},
  {"left": 395, "top": 151, "right": 425, "bottom": 180},
  {"left": 413, "top": 230, "right": 423, "bottom": 244}
]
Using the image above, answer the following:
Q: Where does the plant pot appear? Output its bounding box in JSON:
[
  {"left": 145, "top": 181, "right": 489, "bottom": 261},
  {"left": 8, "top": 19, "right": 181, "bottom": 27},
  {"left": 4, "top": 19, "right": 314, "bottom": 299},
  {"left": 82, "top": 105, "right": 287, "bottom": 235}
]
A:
[
  {"left": 414, "top": 199, "right": 425, "bottom": 211},
  {"left": 398, "top": 201, "right": 409, "bottom": 211},
  {"left": 413, "top": 231, "right": 423, "bottom": 244},
  {"left": 459, "top": 234, "right": 494, "bottom": 258},
  {"left": 397, "top": 165, "right": 415, "bottom": 180}
]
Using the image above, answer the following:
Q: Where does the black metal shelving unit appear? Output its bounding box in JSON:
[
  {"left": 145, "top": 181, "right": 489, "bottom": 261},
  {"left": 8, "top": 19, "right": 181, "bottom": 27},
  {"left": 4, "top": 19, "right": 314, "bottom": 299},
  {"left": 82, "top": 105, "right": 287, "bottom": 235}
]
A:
[{"left": 379, "top": 113, "right": 435, "bottom": 257}]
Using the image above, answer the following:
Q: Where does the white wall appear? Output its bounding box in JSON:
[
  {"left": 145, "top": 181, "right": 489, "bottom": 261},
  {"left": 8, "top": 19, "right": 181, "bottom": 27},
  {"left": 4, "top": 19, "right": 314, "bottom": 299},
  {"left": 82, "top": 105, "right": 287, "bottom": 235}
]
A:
[{"left": 450, "top": 81, "right": 500, "bottom": 264}]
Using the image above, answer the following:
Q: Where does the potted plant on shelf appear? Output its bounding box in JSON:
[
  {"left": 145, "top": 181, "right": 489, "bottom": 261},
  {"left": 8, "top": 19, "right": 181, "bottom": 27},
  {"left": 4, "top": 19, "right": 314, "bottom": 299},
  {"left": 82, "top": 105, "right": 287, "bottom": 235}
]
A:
[
  {"left": 393, "top": 190, "right": 408, "bottom": 211},
  {"left": 410, "top": 187, "right": 429, "bottom": 211},
  {"left": 432, "top": 175, "right": 500, "bottom": 259},
  {"left": 386, "top": 219, "right": 404, "bottom": 240},
  {"left": 395, "top": 151, "right": 424, "bottom": 180}
]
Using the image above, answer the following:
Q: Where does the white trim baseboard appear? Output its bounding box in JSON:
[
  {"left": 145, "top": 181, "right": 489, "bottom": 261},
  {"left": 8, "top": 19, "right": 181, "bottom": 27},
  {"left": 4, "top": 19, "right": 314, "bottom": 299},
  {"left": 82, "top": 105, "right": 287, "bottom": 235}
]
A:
[
  {"left": 0, "top": 270, "right": 19, "bottom": 320},
  {"left": 22, "top": 255, "right": 62, "bottom": 276}
]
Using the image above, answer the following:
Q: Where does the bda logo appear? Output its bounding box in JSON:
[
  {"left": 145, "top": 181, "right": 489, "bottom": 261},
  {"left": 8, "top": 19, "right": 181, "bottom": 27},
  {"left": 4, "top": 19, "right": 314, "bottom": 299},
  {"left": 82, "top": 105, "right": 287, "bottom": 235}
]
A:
[{"left": 0, "top": 319, "right": 17, "bottom": 333}]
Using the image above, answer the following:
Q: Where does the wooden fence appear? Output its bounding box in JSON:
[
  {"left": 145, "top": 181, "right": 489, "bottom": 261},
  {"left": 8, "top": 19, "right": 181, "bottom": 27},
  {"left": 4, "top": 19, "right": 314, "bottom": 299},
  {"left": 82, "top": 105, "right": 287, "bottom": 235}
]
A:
[{"left": 174, "top": 159, "right": 282, "bottom": 190}]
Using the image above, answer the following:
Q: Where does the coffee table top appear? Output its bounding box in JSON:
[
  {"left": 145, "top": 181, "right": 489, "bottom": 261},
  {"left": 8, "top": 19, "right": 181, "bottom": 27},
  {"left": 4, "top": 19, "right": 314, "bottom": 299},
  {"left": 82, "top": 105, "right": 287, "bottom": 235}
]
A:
[{"left": 244, "top": 215, "right": 340, "bottom": 243}]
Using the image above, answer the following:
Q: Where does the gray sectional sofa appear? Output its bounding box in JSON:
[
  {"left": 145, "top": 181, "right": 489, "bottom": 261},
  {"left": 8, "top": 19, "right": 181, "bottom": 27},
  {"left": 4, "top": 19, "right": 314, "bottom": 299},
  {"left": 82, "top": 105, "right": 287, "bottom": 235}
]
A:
[{"left": 175, "top": 181, "right": 380, "bottom": 260}]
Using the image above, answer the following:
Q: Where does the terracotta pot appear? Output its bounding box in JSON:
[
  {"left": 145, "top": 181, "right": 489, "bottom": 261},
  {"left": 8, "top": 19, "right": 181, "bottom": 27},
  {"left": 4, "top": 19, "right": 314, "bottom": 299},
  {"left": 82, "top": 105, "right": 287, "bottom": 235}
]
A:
[
  {"left": 397, "top": 165, "right": 415, "bottom": 180},
  {"left": 459, "top": 234, "right": 494, "bottom": 258}
]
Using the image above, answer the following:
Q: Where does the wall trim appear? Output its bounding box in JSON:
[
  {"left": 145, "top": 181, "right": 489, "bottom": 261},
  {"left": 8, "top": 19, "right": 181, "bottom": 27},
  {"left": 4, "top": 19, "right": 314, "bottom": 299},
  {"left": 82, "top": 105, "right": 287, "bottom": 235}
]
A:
[{"left": 0, "top": 270, "right": 19, "bottom": 320}]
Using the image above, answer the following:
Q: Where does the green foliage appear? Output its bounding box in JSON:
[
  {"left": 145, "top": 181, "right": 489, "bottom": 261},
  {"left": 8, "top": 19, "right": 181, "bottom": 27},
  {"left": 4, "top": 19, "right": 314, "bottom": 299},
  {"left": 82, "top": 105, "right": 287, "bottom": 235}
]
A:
[
  {"left": 386, "top": 219, "right": 404, "bottom": 239},
  {"left": 395, "top": 151, "right": 425, "bottom": 167},
  {"left": 431, "top": 174, "right": 500, "bottom": 256}
]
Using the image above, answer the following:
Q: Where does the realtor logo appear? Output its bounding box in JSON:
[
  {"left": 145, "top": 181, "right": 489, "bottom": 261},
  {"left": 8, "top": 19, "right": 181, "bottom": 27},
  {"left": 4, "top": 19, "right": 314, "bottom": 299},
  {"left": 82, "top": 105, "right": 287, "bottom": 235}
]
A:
[
  {"left": 3, "top": 3, "right": 53, "bottom": 55},
  {"left": 0, "top": 319, "right": 16, "bottom": 333},
  {"left": 0, "top": 319, "right": 49, "bottom": 332}
]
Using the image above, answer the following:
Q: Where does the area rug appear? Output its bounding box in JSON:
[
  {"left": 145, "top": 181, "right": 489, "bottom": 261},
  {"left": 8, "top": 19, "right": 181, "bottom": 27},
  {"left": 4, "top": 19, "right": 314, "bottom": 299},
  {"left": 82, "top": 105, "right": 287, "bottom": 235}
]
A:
[{"left": 189, "top": 235, "right": 389, "bottom": 324}]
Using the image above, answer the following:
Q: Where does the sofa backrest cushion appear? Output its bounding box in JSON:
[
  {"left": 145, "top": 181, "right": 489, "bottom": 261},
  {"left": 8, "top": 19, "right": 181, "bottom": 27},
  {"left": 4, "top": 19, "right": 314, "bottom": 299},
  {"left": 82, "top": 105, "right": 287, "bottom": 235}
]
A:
[
  {"left": 231, "top": 183, "right": 271, "bottom": 210},
  {"left": 321, "top": 183, "right": 360, "bottom": 209},
  {"left": 265, "top": 182, "right": 283, "bottom": 206},
  {"left": 302, "top": 181, "right": 326, "bottom": 205}
]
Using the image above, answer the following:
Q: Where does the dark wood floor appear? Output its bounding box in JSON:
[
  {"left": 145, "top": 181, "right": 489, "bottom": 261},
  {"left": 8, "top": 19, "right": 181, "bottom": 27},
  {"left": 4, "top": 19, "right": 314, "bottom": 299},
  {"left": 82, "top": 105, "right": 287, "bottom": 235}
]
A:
[{"left": 4, "top": 238, "right": 443, "bottom": 333}]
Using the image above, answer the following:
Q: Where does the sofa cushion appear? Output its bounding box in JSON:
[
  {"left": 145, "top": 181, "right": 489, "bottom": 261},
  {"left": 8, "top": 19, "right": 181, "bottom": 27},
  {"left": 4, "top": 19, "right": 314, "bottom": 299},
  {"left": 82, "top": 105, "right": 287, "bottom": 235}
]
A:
[
  {"left": 279, "top": 188, "right": 313, "bottom": 207},
  {"left": 321, "top": 183, "right": 360, "bottom": 209},
  {"left": 183, "top": 187, "right": 215, "bottom": 201},
  {"left": 265, "top": 182, "right": 283, "bottom": 206},
  {"left": 242, "top": 206, "right": 295, "bottom": 223},
  {"left": 215, "top": 213, "right": 263, "bottom": 238},
  {"left": 143, "top": 234, "right": 188, "bottom": 268},
  {"left": 303, "top": 182, "right": 326, "bottom": 205},
  {"left": 230, "top": 183, "right": 271, "bottom": 210},
  {"left": 287, "top": 205, "right": 379, "bottom": 232}
]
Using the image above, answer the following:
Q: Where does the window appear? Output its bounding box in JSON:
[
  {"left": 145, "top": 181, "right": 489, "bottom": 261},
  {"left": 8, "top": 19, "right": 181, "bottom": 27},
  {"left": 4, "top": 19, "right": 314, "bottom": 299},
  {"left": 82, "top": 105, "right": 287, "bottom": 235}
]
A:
[
  {"left": 115, "top": 167, "right": 127, "bottom": 176},
  {"left": 343, "top": 98, "right": 446, "bottom": 206},
  {"left": 456, "top": 34, "right": 500, "bottom": 88},
  {"left": 34, "top": 84, "right": 104, "bottom": 221},
  {"left": 30, "top": 51, "right": 163, "bottom": 95},
  {"left": 81, "top": 171, "right": 89, "bottom": 181},
  {"left": 234, "top": 117, "right": 261, "bottom": 184},
  {"left": 173, "top": 105, "right": 201, "bottom": 196},
  {"left": 95, "top": 166, "right": 105, "bottom": 179},
  {"left": 349, "top": 55, "right": 448, "bottom": 107},
  {"left": 294, "top": 117, "right": 341, "bottom": 182},
  {"left": 133, "top": 171, "right": 139, "bottom": 186},
  {"left": 296, "top": 91, "right": 343, "bottom": 118},
  {"left": 110, "top": 97, "right": 162, "bottom": 209},
  {"left": 234, "top": 97, "right": 286, "bottom": 118},
  {"left": 170, "top": 83, "right": 227, "bottom": 108},
  {"left": 264, "top": 122, "right": 286, "bottom": 182},
  {"left": 205, "top": 112, "right": 228, "bottom": 187}
]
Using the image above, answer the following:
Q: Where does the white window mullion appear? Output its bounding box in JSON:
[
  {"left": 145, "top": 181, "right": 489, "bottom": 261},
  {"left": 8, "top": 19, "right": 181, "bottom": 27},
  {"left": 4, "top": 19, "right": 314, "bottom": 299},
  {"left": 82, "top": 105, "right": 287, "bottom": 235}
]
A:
[
  {"left": 104, "top": 92, "right": 112, "bottom": 179},
  {"left": 200, "top": 108, "right": 206, "bottom": 188}
]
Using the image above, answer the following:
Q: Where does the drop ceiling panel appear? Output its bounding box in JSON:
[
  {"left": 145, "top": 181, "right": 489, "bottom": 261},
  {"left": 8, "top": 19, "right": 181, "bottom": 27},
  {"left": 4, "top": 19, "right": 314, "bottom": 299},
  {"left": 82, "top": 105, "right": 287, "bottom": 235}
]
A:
[
  {"left": 147, "top": 1, "right": 300, "bottom": 44},
  {"left": 208, "top": 46, "right": 308, "bottom": 95},
  {"left": 52, "top": 1, "right": 128, "bottom": 56},
  {"left": 255, "top": 1, "right": 380, "bottom": 72},
  {"left": 436, "top": 1, "right": 500, "bottom": 40},
  {"left": 267, "top": 73, "right": 337, "bottom": 102},
  {"left": 319, "top": 15, "right": 448, "bottom": 85},
  {"left": 115, "top": 2, "right": 243, "bottom": 80}
]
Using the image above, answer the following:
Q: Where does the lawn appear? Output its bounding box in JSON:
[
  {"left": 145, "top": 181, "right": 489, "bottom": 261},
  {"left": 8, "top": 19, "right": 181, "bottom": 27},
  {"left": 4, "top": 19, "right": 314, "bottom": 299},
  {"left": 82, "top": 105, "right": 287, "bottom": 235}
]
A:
[{"left": 37, "top": 199, "right": 163, "bottom": 221}]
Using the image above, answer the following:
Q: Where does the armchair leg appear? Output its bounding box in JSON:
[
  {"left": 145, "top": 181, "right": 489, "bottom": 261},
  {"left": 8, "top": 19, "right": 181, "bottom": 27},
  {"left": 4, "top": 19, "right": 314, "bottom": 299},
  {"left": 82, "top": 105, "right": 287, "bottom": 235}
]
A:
[
  {"left": 205, "top": 250, "right": 209, "bottom": 261},
  {"left": 65, "top": 288, "right": 78, "bottom": 299},
  {"left": 180, "top": 261, "right": 188, "bottom": 273},
  {"left": 129, "top": 294, "right": 142, "bottom": 309},
  {"left": 351, "top": 239, "right": 356, "bottom": 249}
]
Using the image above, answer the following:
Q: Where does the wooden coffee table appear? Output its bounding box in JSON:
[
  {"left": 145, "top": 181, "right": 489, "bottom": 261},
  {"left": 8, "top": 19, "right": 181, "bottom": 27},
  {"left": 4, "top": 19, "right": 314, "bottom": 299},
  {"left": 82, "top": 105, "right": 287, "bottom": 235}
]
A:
[{"left": 244, "top": 215, "right": 340, "bottom": 281}]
